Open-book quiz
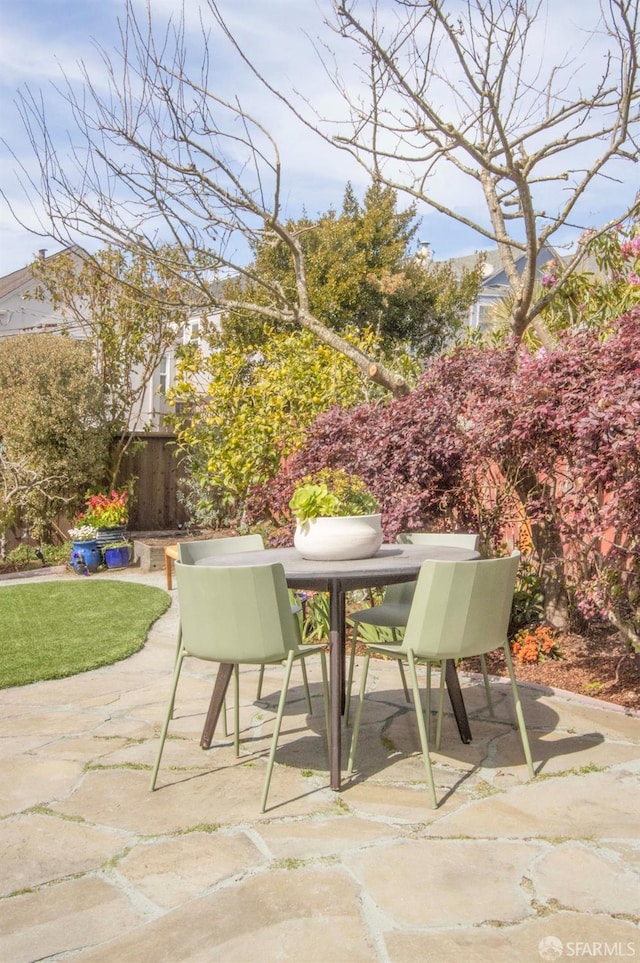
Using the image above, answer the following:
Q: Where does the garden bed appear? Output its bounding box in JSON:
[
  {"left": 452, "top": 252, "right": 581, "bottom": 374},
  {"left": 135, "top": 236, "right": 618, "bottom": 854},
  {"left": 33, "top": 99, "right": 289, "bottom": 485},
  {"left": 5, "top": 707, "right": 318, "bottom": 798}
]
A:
[
  {"left": 131, "top": 529, "right": 233, "bottom": 572},
  {"left": 463, "top": 624, "right": 640, "bottom": 712}
]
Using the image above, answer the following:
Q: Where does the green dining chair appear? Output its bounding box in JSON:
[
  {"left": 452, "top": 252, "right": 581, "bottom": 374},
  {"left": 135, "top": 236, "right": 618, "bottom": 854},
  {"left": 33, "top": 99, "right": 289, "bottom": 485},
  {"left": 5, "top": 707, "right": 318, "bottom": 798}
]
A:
[
  {"left": 150, "top": 561, "right": 330, "bottom": 812},
  {"left": 175, "top": 534, "right": 266, "bottom": 736},
  {"left": 347, "top": 551, "right": 534, "bottom": 808},
  {"left": 176, "top": 534, "right": 308, "bottom": 730},
  {"left": 345, "top": 532, "right": 481, "bottom": 725}
]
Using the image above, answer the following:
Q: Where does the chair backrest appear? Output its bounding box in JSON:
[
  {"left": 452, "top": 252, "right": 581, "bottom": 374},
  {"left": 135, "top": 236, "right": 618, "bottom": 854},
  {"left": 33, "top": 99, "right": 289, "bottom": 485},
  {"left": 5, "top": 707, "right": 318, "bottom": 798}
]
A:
[
  {"left": 402, "top": 552, "right": 520, "bottom": 660},
  {"left": 383, "top": 531, "right": 480, "bottom": 606},
  {"left": 397, "top": 531, "right": 480, "bottom": 550},
  {"left": 175, "top": 561, "right": 299, "bottom": 664},
  {"left": 177, "top": 533, "right": 264, "bottom": 565}
]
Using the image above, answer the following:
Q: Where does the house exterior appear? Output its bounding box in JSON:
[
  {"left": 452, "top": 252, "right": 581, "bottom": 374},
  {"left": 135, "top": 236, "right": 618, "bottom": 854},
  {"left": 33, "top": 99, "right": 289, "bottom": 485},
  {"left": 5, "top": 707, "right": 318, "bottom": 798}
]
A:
[
  {"left": 0, "top": 246, "right": 210, "bottom": 430},
  {"left": 0, "top": 247, "right": 85, "bottom": 341},
  {"left": 443, "top": 243, "right": 561, "bottom": 333}
]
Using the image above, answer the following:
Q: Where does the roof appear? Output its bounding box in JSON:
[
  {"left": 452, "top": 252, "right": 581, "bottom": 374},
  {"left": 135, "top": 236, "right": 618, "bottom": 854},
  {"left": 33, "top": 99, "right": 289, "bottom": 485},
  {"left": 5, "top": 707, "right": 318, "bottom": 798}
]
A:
[
  {"left": 0, "top": 245, "right": 87, "bottom": 300},
  {"left": 444, "top": 244, "right": 561, "bottom": 286}
]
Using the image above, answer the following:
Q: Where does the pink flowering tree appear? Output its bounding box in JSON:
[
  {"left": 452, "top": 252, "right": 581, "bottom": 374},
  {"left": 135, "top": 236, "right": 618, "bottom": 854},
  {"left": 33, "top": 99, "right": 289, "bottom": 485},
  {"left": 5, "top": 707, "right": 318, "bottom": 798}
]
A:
[{"left": 534, "top": 216, "right": 640, "bottom": 340}]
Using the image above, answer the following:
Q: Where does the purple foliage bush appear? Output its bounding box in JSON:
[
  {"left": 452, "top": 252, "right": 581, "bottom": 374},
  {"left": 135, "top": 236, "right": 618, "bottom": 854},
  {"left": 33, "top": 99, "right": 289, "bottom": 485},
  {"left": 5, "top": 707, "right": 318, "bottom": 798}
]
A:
[{"left": 246, "top": 310, "right": 640, "bottom": 647}]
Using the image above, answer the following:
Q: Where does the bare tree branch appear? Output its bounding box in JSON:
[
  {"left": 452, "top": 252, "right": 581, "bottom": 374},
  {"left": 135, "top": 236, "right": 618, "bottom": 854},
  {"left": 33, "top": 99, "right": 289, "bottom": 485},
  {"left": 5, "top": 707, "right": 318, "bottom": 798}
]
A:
[
  {"left": 255, "top": 0, "right": 640, "bottom": 340},
  {"left": 6, "top": 0, "right": 411, "bottom": 397}
]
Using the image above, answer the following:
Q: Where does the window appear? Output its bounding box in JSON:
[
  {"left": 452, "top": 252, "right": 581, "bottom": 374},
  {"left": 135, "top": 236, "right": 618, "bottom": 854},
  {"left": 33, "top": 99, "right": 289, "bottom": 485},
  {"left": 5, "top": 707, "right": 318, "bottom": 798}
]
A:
[
  {"left": 184, "top": 318, "right": 201, "bottom": 345},
  {"left": 158, "top": 353, "right": 170, "bottom": 395}
]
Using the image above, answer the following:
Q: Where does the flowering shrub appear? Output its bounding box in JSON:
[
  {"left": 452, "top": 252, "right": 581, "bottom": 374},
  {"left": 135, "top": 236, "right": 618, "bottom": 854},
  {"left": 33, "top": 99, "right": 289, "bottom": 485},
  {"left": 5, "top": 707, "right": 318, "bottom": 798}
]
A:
[
  {"left": 511, "top": 625, "right": 562, "bottom": 665},
  {"left": 535, "top": 215, "right": 640, "bottom": 340},
  {"left": 78, "top": 490, "right": 129, "bottom": 528},
  {"left": 68, "top": 525, "right": 97, "bottom": 542}
]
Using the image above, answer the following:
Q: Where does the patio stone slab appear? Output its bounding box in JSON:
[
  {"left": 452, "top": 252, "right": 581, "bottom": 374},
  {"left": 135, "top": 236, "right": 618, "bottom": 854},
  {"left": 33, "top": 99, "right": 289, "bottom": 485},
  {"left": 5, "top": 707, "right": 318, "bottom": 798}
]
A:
[
  {"left": 427, "top": 768, "right": 640, "bottom": 839},
  {"left": 116, "top": 830, "right": 266, "bottom": 909},
  {"left": 0, "top": 708, "right": 106, "bottom": 740},
  {"left": 0, "top": 756, "right": 84, "bottom": 816},
  {"left": 71, "top": 867, "right": 376, "bottom": 963},
  {"left": 0, "top": 876, "right": 148, "bottom": 963},
  {"left": 256, "top": 814, "right": 410, "bottom": 859},
  {"left": 385, "top": 912, "right": 640, "bottom": 963},
  {"left": 530, "top": 840, "right": 640, "bottom": 915},
  {"left": 2, "top": 569, "right": 639, "bottom": 961},
  {"left": 49, "top": 764, "right": 337, "bottom": 834},
  {"left": 346, "top": 838, "right": 542, "bottom": 927},
  {"left": 0, "top": 812, "right": 130, "bottom": 897}
]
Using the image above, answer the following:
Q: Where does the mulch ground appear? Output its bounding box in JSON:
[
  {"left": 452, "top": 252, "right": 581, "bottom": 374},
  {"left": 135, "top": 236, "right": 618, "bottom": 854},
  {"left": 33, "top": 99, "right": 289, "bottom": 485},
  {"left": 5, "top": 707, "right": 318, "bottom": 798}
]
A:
[{"left": 465, "top": 624, "right": 640, "bottom": 712}]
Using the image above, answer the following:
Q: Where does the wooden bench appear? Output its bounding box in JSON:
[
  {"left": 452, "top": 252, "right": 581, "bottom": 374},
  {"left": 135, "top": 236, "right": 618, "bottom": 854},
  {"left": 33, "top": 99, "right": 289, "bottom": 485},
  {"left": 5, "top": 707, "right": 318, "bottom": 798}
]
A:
[{"left": 164, "top": 544, "right": 179, "bottom": 590}]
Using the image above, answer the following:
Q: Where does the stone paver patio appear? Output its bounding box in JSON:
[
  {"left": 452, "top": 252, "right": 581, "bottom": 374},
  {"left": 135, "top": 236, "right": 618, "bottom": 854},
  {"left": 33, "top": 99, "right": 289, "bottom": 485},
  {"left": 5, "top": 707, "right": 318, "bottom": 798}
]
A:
[{"left": 1, "top": 567, "right": 639, "bottom": 962}]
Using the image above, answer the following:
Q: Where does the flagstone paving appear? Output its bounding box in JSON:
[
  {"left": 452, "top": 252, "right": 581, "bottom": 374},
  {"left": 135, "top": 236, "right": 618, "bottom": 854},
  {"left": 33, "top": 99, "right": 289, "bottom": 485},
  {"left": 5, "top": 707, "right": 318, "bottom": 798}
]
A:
[{"left": 1, "top": 567, "right": 639, "bottom": 962}]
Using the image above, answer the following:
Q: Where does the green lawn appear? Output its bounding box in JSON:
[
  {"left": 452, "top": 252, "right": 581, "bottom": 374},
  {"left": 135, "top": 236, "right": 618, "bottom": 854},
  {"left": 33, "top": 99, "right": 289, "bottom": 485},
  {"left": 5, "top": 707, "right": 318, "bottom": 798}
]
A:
[{"left": 0, "top": 579, "right": 171, "bottom": 688}]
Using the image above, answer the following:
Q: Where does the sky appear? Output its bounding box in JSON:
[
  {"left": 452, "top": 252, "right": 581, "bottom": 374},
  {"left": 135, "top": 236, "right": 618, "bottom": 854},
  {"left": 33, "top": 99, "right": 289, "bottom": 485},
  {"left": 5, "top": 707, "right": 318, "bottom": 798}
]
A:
[{"left": 0, "top": 0, "right": 638, "bottom": 279}]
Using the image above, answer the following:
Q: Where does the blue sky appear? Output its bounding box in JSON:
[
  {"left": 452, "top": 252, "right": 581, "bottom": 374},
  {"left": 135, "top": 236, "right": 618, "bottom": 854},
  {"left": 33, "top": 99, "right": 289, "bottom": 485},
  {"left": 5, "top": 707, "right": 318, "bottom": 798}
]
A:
[{"left": 0, "top": 0, "right": 637, "bottom": 278}]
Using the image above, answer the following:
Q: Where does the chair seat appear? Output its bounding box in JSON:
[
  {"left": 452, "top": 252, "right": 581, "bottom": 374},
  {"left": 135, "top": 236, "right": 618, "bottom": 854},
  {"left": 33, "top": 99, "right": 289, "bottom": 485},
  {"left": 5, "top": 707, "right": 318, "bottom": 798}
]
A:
[{"left": 351, "top": 602, "right": 411, "bottom": 628}]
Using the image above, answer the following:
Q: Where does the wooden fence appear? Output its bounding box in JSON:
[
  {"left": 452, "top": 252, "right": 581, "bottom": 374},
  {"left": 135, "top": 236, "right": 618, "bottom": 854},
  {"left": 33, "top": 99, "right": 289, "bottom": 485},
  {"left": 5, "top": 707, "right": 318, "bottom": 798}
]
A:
[
  {"left": 2, "top": 432, "right": 189, "bottom": 552},
  {"left": 115, "top": 433, "right": 188, "bottom": 531}
]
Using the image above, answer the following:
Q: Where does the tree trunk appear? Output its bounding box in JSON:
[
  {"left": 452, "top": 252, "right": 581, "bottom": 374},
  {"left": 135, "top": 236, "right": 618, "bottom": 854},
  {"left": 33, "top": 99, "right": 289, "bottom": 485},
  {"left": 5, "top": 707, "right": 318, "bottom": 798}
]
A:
[{"left": 514, "top": 473, "right": 570, "bottom": 630}]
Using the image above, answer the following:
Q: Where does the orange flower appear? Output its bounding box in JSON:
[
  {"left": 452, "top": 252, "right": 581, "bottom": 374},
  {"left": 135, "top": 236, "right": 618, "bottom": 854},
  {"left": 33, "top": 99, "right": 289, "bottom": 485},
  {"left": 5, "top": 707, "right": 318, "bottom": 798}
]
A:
[{"left": 511, "top": 625, "right": 561, "bottom": 664}]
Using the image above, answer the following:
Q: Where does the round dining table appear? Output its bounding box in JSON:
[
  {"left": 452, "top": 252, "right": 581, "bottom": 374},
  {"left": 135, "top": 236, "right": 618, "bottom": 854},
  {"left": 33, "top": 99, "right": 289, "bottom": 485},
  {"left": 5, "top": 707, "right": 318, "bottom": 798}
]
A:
[{"left": 195, "top": 542, "right": 480, "bottom": 791}]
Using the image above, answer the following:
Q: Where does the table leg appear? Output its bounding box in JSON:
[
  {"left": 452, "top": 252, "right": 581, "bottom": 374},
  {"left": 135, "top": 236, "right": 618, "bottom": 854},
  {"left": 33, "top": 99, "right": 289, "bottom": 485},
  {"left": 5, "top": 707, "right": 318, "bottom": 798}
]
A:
[
  {"left": 164, "top": 545, "right": 178, "bottom": 591},
  {"left": 200, "top": 663, "right": 234, "bottom": 749},
  {"left": 329, "top": 579, "right": 344, "bottom": 791},
  {"left": 445, "top": 659, "right": 472, "bottom": 744}
]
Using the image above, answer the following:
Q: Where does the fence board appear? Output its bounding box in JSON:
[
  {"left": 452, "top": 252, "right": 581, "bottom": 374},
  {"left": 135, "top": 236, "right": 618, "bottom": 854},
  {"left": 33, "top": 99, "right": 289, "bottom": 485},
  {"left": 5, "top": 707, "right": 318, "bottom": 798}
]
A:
[{"left": 116, "top": 433, "right": 188, "bottom": 531}]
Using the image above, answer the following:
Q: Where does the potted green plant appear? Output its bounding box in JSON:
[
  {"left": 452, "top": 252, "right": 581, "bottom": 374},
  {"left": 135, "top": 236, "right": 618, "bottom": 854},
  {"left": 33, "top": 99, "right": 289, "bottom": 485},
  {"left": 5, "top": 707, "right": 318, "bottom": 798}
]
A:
[{"left": 289, "top": 470, "right": 382, "bottom": 561}]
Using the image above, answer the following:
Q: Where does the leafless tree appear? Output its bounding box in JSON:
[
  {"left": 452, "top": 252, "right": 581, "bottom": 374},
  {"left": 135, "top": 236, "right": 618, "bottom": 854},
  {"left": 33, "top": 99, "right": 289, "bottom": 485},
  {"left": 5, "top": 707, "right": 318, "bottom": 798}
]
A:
[
  {"left": 306, "top": 0, "right": 640, "bottom": 346},
  {"left": 8, "top": 1, "right": 411, "bottom": 397},
  {"left": 9, "top": 0, "right": 638, "bottom": 376}
]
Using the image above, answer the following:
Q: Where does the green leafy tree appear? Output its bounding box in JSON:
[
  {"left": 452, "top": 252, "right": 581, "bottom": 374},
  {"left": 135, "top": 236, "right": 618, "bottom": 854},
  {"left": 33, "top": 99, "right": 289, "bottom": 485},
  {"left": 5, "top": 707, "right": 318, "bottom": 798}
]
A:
[
  {"left": 0, "top": 334, "right": 109, "bottom": 542},
  {"left": 222, "top": 183, "right": 480, "bottom": 359},
  {"left": 169, "top": 325, "right": 399, "bottom": 527},
  {"left": 30, "top": 246, "right": 192, "bottom": 483}
]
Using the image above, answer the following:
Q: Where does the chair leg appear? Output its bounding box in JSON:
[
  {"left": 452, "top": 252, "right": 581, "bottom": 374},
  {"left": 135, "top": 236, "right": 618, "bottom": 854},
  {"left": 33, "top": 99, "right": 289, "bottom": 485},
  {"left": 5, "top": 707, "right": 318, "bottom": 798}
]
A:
[
  {"left": 222, "top": 695, "right": 229, "bottom": 738},
  {"left": 233, "top": 665, "right": 240, "bottom": 757},
  {"left": 407, "top": 650, "right": 438, "bottom": 809},
  {"left": 150, "top": 650, "right": 185, "bottom": 790},
  {"left": 345, "top": 622, "right": 359, "bottom": 726},
  {"left": 319, "top": 650, "right": 331, "bottom": 760},
  {"left": 170, "top": 625, "right": 182, "bottom": 720},
  {"left": 260, "top": 652, "right": 295, "bottom": 813},
  {"left": 435, "top": 660, "right": 446, "bottom": 751},
  {"left": 347, "top": 652, "right": 371, "bottom": 774},
  {"left": 300, "top": 659, "right": 313, "bottom": 715},
  {"left": 397, "top": 660, "right": 411, "bottom": 704},
  {"left": 480, "top": 654, "right": 494, "bottom": 716},
  {"left": 426, "top": 662, "right": 432, "bottom": 739},
  {"left": 503, "top": 643, "right": 535, "bottom": 778},
  {"left": 256, "top": 664, "right": 265, "bottom": 700}
]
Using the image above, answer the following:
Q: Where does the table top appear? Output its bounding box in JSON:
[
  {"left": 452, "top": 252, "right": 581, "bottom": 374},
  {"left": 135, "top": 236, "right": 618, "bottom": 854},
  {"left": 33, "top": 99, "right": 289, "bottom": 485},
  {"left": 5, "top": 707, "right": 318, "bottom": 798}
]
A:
[{"left": 193, "top": 543, "right": 479, "bottom": 592}]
